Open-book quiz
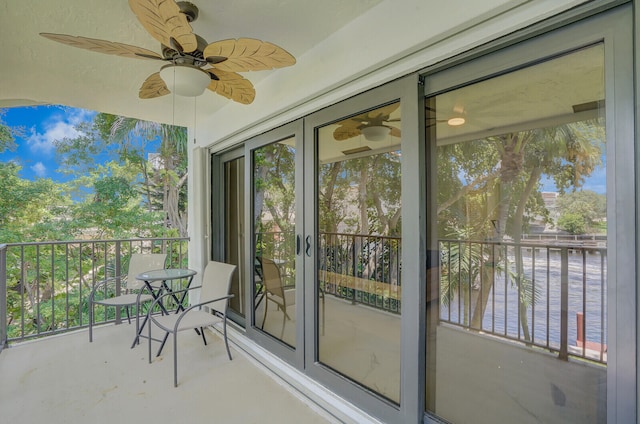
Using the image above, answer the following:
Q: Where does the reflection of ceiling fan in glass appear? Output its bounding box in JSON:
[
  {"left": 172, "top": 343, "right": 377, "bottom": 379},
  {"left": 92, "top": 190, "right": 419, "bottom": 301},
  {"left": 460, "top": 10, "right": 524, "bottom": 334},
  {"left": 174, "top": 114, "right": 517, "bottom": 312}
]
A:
[
  {"left": 333, "top": 103, "right": 401, "bottom": 142},
  {"left": 40, "top": 0, "right": 295, "bottom": 103},
  {"left": 425, "top": 104, "right": 472, "bottom": 128}
]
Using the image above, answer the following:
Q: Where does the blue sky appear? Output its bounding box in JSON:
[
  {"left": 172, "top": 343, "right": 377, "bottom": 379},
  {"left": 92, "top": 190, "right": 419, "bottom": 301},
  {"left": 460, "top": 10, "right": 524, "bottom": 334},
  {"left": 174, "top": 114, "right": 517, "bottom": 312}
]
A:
[
  {"left": 539, "top": 161, "right": 606, "bottom": 194},
  {"left": 1, "top": 105, "right": 164, "bottom": 185},
  {"left": 1, "top": 105, "right": 98, "bottom": 182}
]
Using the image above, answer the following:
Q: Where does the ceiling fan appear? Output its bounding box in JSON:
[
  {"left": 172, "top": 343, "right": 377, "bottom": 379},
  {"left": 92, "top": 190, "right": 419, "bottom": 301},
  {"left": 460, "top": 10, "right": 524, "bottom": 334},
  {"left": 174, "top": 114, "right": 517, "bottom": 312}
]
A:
[
  {"left": 40, "top": 0, "right": 296, "bottom": 104},
  {"left": 425, "top": 103, "right": 518, "bottom": 130},
  {"left": 333, "top": 103, "right": 401, "bottom": 142},
  {"left": 425, "top": 105, "right": 467, "bottom": 128}
]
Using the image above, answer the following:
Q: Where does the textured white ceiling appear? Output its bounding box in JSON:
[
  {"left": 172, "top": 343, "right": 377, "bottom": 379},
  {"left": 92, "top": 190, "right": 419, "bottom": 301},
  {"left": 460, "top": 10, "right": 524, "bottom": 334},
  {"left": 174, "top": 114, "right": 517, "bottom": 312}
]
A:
[
  {"left": 1, "top": 0, "right": 593, "bottom": 139},
  {"left": 0, "top": 0, "right": 383, "bottom": 125}
]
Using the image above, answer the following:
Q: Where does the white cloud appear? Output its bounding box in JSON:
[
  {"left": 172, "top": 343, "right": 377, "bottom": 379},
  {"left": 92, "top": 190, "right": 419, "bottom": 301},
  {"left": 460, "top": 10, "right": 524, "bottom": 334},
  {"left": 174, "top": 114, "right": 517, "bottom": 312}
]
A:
[
  {"left": 31, "top": 162, "right": 47, "bottom": 177},
  {"left": 66, "top": 108, "right": 96, "bottom": 126},
  {"left": 26, "top": 107, "right": 96, "bottom": 155}
]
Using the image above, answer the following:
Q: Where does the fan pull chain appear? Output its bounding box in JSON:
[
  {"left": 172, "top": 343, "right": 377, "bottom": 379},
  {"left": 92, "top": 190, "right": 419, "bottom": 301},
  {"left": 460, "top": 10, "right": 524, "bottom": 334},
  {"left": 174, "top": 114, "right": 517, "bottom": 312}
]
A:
[
  {"left": 171, "top": 63, "right": 176, "bottom": 128},
  {"left": 193, "top": 95, "right": 197, "bottom": 144}
]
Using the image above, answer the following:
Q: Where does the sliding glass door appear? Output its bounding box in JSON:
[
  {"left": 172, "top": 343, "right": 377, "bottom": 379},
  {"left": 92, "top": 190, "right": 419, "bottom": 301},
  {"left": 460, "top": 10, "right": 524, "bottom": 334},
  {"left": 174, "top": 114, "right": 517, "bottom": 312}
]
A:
[
  {"left": 221, "top": 150, "right": 247, "bottom": 326},
  {"left": 304, "top": 77, "right": 417, "bottom": 422},
  {"left": 212, "top": 7, "right": 633, "bottom": 424},
  {"left": 247, "top": 121, "right": 304, "bottom": 365},
  {"left": 424, "top": 7, "right": 634, "bottom": 423},
  {"left": 315, "top": 101, "right": 402, "bottom": 403}
]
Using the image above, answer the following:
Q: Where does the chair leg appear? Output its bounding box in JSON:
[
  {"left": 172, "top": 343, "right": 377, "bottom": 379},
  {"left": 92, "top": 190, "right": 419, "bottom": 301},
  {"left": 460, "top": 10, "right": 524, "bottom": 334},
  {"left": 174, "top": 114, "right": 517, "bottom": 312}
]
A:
[
  {"left": 125, "top": 306, "right": 131, "bottom": 324},
  {"left": 89, "top": 302, "right": 94, "bottom": 342},
  {"left": 261, "top": 298, "right": 268, "bottom": 330},
  {"left": 133, "top": 303, "right": 140, "bottom": 347},
  {"left": 148, "top": 313, "right": 153, "bottom": 364},
  {"left": 223, "top": 316, "right": 232, "bottom": 361},
  {"left": 280, "top": 310, "right": 286, "bottom": 339},
  {"left": 173, "top": 331, "right": 178, "bottom": 387},
  {"left": 322, "top": 293, "right": 325, "bottom": 336},
  {"left": 200, "top": 327, "right": 207, "bottom": 345},
  {"left": 156, "top": 332, "right": 170, "bottom": 357},
  {"left": 134, "top": 301, "right": 151, "bottom": 348}
]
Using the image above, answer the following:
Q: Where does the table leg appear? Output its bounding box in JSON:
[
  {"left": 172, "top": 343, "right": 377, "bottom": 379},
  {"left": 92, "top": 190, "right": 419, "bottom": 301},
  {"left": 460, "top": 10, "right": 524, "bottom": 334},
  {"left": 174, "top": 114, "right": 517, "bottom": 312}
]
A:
[{"left": 131, "top": 281, "right": 169, "bottom": 348}]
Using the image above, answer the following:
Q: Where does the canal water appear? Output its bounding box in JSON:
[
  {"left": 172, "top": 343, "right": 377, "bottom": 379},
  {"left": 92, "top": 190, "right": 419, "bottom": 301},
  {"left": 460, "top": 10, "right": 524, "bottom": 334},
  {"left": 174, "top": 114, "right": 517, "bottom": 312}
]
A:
[{"left": 441, "top": 247, "right": 607, "bottom": 351}]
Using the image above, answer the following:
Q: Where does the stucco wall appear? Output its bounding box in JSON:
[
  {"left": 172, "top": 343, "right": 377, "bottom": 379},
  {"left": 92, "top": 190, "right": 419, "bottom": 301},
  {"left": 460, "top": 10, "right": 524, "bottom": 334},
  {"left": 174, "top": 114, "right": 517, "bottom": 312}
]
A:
[{"left": 197, "top": 0, "right": 590, "bottom": 152}]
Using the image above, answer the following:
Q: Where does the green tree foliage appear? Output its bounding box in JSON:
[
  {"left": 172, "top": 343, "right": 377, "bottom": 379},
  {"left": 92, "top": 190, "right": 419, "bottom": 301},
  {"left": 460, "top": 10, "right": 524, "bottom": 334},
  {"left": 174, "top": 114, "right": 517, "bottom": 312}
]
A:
[
  {"left": 106, "top": 115, "right": 188, "bottom": 237},
  {"left": 317, "top": 148, "right": 402, "bottom": 290},
  {"left": 318, "top": 161, "right": 351, "bottom": 234},
  {"left": 253, "top": 142, "right": 297, "bottom": 261},
  {"left": 254, "top": 142, "right": 296, "bottom": 235},
  {"left": 0, "top": 112, "right": 187, "bottom": 339},
  {"left": 60, "top": 161, "right": 164, "bottom": 238},
  {"left": 0, "top": 110, "right": 20, "bottom": 153},
  {"left": 557, "top": 212, "right": 586, "bottom": 235},
  {"left": 555, "top": 190, "right": 606, "bottom": 232},
  {"left": 55, "top": 113, "right": 188, "bottom": 237},
  {"left": 318, "top": 151, "right": 402, "bottom": 237},
  {"left": 0, "top": 162, "right": 72, "bottom": 242},
  {"left": 436, "top": 120, "right": 605, "bottom": 334},
  {"left": 0, "top": 163, "right": 78, "bottom": 338}
]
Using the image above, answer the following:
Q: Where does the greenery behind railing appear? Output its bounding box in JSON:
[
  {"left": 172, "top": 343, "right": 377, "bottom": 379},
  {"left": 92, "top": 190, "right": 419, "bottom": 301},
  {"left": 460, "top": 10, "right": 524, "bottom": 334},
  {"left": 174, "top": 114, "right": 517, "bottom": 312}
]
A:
[
  {"left": 319, "top": 232, "right": 402, "bottom": 314},
  {"left": 255, "top": 231, "right": 296, "bottom": 286},
  {"left": 2, "top": 237, "right": 188, "bottom": 342}
]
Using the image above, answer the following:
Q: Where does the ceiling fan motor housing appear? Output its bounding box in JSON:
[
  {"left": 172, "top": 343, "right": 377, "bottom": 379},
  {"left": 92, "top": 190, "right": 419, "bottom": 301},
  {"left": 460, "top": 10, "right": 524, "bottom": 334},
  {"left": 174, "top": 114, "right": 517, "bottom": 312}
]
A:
[{"left": 161, "top": 34, "right": 208, "bottom": 66}]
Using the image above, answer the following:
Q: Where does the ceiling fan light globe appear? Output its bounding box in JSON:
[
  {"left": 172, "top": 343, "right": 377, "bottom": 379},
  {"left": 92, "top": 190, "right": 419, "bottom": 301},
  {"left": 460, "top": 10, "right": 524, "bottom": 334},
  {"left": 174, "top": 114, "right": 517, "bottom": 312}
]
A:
[
  {"left": 159, "top": 65, "right": 210, "bottom": 97},
  {"left": 361, "top": 125, "right": 390, "bottom": 142}
]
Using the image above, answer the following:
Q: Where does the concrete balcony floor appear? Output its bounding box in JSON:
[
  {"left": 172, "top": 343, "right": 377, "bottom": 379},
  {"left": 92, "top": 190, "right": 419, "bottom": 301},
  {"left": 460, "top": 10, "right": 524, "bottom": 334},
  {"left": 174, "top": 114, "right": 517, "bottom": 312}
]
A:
[{"left": 0, "top": 324, "right": 334, "bottom": 424}]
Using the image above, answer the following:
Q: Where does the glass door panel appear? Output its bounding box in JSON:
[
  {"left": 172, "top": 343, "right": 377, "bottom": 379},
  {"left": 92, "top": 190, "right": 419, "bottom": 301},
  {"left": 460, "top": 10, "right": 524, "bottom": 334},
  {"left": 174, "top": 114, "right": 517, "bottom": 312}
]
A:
[
  {"left": 224, "top": 156, "right": 246, "bottom": 320},
  {"left": 426, "top": 45, "right": 607, "bottom": 423},
  {"left": 253, "top": 138, "right": 297, "bottom": 348},
  {"left": 316, "top": 102, "right": 402, "bottom": 403}
]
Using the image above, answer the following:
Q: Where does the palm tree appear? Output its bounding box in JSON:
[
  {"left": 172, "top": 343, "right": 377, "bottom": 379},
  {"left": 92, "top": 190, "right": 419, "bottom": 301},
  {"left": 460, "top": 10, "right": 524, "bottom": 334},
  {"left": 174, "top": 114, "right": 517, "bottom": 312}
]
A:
[
  {"left": 469, "top": 122, "right": 603, "bottom": 335},
  {"left": 439, "top": 228, "right": 484, "bottom": 326},
  {"left": 437, "top": 120, "right": 604, "bottom": 340},
  {"left": 106, "top": 116, "right": 189, "bottom": 237}
]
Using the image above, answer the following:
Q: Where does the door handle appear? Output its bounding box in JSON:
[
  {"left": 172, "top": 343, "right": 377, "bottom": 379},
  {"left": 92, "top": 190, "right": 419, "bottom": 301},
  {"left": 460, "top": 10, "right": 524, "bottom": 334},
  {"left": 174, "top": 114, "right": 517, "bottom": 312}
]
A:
[
  {"left": 296, "top": 234, "right": 301, "bottom": 255},
  {"left": 305, "top": 235, "right": 312, "bottom": 257}
]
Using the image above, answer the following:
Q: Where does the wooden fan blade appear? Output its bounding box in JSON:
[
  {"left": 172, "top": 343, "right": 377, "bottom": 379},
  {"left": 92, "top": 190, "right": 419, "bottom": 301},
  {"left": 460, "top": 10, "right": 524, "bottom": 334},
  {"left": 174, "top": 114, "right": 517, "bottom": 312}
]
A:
[
  {"left": 203, "top": 38, "right": 295, "bottom": 72},
  {"left": 334, "top": 126, "right": 362, "bottom": 141},
  {"left": 129, "top": 0, "right": 197, "bottom": 53},
  {"left": 139, "top": 72, "right": 170, "bottom": 99},
  {"left": 205, "top": 69, "right": 255, "bottom": 104},
  {"left": 333, "top": 119, "right": 362, "bottom": 141},
  {"left": 375, "top": 103, "right": 400, "bottom": 118},
  {"left": 135, "top": 52, "right": 169, "bottom": 61},
  {"left": 206, "top": 56, "right": 228, "bottom": 65},
  {"left": 348, "top": 103, "right": 401, "bottom": 126},
  {"left": 40, "top": 33, "right": 163, "bottom": 60},
  {"left": 389, "top": 127, "right": 402, "bottom": 138}
]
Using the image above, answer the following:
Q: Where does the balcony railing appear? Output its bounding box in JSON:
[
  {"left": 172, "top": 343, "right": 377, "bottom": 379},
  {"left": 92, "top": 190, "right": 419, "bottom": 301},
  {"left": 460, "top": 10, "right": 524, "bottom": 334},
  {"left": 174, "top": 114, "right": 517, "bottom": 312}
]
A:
[
  {"left": 319, "top": 232, "right": 402, "bottom": 314},
  {"left": 438, "top": 238, "right": 607, "bottom": 364},
  {"left": 2, "top": 233, "right": 607, "bottom": 365},
  {"left": 317, "top": 233, "right": 607, "bottom": 364},
  {"left": 1, "top": 237, "right": 188, "bottom": 347}
]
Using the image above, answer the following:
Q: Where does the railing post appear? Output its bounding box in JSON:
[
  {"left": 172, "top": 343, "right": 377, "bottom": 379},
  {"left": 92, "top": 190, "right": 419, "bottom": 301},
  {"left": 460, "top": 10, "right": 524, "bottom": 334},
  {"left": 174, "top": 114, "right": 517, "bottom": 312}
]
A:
[
  {"left": 351, "top": 235, "right": 357, "bottom": 304},
  {"left": 0, "top": 244, "right": 8, "bottom": 351},
  {"left": 559, "top": 247, "right": 569, "bottom": 360},
  {"left": 114, "top": 241, "right": 122, "bottom": 325}
]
